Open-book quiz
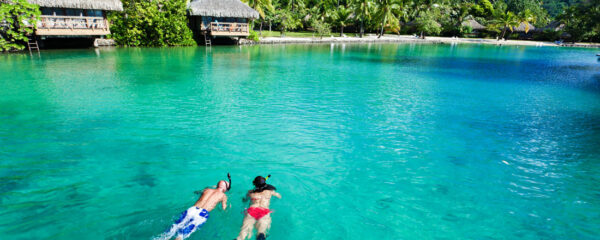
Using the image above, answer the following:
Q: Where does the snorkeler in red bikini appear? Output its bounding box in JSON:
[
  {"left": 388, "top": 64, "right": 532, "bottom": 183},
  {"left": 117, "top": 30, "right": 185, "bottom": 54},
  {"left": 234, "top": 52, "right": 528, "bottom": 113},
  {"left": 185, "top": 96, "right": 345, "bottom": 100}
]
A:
[{"left": 235, "top": 175, "right": 281, "bottom": 240}]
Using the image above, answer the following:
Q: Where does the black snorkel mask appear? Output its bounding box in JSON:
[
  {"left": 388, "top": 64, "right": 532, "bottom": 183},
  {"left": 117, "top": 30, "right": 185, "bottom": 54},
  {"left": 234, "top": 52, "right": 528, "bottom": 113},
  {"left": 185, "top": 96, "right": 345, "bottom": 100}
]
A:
[{"left": 252, "top": 174, "right": 275, "bottom": 193}]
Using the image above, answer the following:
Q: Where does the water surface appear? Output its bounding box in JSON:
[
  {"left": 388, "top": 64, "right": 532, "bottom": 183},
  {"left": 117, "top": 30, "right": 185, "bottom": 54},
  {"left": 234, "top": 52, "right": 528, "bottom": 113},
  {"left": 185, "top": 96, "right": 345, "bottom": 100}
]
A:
[{"left": 1, "top": 44, "right": 599, "bottom": 239}]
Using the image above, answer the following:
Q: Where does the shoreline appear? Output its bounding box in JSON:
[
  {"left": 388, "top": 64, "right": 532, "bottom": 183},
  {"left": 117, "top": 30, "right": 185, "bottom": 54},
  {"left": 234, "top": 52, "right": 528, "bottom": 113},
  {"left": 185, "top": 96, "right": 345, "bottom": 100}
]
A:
[{"left": 243, "top": 34, "right": 600, "bottom": 49}]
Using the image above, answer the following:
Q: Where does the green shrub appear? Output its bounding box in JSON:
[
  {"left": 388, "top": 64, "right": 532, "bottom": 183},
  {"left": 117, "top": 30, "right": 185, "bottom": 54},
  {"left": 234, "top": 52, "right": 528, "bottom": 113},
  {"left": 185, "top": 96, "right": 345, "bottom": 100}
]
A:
[
  {"left": 415, "top": 10, "right": 442, "bottom": 36},
  {"left": 0, "top": 0, "right": 40, "bottom": 52},
  {"left": 312, "top": 20, "right": 331, "bottom": 38},
  {"left": 109, "top": 0, "right": 196, "bottom": 47},
  {"left": 248, "top": 30, "right": 259, "bottom": 42}
]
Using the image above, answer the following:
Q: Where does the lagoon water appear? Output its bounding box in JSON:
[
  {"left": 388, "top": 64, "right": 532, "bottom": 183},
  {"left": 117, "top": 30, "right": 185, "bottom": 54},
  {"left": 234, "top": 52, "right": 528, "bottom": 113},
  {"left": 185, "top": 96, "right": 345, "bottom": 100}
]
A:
[{"left": 1, "top": 44, "right": 600, "bottom": 239}]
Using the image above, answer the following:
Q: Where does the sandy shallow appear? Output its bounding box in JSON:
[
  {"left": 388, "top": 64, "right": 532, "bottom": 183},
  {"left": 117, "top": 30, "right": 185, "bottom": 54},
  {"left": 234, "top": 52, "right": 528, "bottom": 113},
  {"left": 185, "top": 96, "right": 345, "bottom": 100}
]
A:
[{"left": 247, "top": 34, "right": 600, "bottom": 48}]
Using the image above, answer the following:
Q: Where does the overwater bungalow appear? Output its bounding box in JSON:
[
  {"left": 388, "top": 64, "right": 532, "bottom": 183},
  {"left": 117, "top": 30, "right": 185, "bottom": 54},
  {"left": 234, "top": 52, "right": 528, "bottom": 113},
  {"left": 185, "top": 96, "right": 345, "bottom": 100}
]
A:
[
  {"left": 27, "top": 0, "right": 123, "bottom": 47},
  {"left": 187, "top": 0, "right": 259, "bottom": 45}
]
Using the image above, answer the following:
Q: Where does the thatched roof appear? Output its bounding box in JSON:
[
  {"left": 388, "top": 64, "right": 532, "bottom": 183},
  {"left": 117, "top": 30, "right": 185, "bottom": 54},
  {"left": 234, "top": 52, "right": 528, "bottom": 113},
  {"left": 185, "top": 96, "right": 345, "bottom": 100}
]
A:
[
  {"left": 512, "top": 22, "right": 536, "bottom": 33},
  {"left": 188, "top": 0, "right": 259, "bottom": 19},
  {"left": 539, "top": 21, "right": 565, "bottom": 32},
  {"left": 461, "top": 19, "right": 486, "bottom": 31},
  {"left": 27, "top": 0, "right": 123, "bottom": 11}
]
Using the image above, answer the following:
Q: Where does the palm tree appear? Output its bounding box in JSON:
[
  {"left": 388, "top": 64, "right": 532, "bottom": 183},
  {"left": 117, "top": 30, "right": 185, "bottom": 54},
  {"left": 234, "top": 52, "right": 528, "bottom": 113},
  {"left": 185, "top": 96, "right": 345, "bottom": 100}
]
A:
[
  {"left": 243, "top": 0, "right": 275, "bottom": 35},
  {"left": 375, "top": 0, "right": 402, "bottom": 38},
  {"left": 333, "top": 6, "right": 353, "bottom": 36},
  {"left": 492, "top": 11, "right": 519, "bottom": 40},
  {"left": 517, "top": 9, "right": 536, "bottom": 34},
  {"left": 352, "top": 0, "right": 373, "bottom": 38},
  {"left": 286, "top": 0, "right": 306, "bottom": 12}
]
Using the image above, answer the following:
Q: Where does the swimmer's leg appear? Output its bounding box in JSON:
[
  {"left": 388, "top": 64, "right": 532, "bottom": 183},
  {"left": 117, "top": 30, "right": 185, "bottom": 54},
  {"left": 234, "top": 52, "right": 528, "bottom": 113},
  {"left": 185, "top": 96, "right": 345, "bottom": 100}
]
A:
[
  {"left": 255, "top": 214, "right": 272, "bottom": 240},
  {"left": 235, "top": 214, "right": 256, "bottom": 240},
  {"left": 161, "top": 209, "right": 191, "bottom": 240}
]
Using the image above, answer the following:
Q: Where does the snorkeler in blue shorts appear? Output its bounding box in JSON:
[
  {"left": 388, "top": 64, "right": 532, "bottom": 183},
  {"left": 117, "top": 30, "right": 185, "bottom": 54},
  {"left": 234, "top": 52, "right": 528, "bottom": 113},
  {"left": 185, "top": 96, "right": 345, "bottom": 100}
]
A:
[{"left": 159, "top": 174, "right": 231, "bottom": 240}]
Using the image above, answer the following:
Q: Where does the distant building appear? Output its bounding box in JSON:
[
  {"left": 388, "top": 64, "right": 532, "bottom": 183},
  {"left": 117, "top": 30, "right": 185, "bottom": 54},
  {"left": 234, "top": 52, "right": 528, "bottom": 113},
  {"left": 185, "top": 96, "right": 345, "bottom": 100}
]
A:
[{"left": 187, "top": 0, "right": 259, "bottom": 44}]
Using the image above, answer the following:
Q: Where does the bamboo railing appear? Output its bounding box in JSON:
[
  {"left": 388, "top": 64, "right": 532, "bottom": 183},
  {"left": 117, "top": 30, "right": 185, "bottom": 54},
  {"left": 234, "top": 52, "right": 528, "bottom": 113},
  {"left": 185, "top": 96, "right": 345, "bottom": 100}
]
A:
[
  {"left": 37, "top": 15, "right": 108, "bottom": 31},
  {"left": 208, "top": 22, "right": 249, "bottom": 34}
]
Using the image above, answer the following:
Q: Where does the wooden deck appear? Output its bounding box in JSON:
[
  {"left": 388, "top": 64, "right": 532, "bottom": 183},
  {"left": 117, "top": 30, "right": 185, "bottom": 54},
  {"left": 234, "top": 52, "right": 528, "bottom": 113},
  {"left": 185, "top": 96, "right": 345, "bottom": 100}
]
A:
[
  {"left": 35, "top": 15, "right": 110, "bottom": 36},
  {"left": 206, "top": 22, "right": 249, "bottom": 37}
]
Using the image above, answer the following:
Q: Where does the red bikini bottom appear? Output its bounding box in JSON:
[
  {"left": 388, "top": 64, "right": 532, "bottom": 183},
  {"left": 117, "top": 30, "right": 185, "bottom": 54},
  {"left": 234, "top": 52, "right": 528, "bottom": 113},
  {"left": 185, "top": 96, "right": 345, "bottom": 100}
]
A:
[{"left": 247, "top": 207, "right": 271, "bottom": 220}]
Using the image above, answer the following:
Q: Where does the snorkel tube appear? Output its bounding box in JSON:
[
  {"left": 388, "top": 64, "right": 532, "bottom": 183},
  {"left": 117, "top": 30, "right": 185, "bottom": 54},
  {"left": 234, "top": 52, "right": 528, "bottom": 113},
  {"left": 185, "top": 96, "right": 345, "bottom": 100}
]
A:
[
  {"left": 227, "top": 173, "right": 232, "bottom": 191},
  {"left": 193, "top": 173, "right": 232, "bottom": 195}
]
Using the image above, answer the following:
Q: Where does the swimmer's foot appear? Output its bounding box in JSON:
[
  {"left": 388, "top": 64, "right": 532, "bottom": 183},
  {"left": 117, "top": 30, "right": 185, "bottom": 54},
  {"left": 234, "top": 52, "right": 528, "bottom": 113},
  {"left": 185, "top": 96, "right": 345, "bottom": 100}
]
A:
[{"left": 257, "top": 233, "right": 266, "bottom": 240}]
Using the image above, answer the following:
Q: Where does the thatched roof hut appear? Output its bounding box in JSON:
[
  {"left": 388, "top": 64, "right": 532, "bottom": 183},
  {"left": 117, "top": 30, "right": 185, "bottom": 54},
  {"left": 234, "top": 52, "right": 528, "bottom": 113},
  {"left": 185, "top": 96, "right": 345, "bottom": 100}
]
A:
[
  {"left": 461, "top": 19, "right": 486, "bottom": 31},
  {"left": 539, "top": 21, "right": 565, "bottom": 32},
  {"left": 27, "top": 0, "right": 123, "bottom": 11},
  {"left": 512, "top": 22, "right": 536, "bottom": 33},
  {"left": 188, "top": 0, "right": 259, "bottom": 19}
]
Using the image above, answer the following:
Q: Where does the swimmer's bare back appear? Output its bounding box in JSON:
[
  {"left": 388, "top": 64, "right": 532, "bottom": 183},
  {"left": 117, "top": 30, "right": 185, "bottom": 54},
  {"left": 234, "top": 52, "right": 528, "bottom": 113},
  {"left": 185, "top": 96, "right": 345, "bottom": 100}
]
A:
[
  {"left": 248, "top": 190, "right": 281, "bottom": 209},
  {"left": 194, "top": 188, "right": 228, "bottom": 211}
]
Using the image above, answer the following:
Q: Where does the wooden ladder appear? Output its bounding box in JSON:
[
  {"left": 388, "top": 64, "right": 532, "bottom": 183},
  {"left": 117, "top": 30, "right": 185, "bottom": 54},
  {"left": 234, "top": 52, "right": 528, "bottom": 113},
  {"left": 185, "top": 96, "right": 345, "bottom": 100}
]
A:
[
  {"left": 27, "top": 36, "right": 40, "bottom": 55},
  {"left": 204, "top": 33, "right": 211, "bottom": 47}
]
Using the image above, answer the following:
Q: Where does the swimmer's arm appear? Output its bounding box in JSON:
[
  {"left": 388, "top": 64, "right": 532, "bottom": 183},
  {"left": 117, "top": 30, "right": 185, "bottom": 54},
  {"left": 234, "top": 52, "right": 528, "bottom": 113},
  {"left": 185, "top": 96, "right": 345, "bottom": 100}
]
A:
[
  {"left": 221, "top": 195, "right": 228, "bottom": 210},
  {"left": 272, "top": 191, "right": 282, "bottom": 199},
  {"left": 242, "top": 191, "right": 251, "bottom": 202}
]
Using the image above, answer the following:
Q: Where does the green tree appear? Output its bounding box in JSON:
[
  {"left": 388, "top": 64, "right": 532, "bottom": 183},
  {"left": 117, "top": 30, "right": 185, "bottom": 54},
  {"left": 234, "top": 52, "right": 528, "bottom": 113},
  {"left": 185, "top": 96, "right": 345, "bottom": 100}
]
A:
[
  {"left": 505, "top": 0, "right": 549, "bottom": 26},
  {"left": 375, "top": 0, "right": 403, "bottom": 38},
  {"left": 470, "top": 0, "right": 493, "bottom": 18},
  {"left": 275, "top": 9, "right": 302, "bottom": 36},
  {"left": 243, "top": 0, "right": 275, "bottom": 35},
  {"left": 0, "top": 0, "right": 40, "bottom": 52},
  {"left": 442, "top": 2, "right": 473, "bottom": 37},
  {"left": 109, "top": 0, "right": 195, "bottom": 47},
  {"left": 517, "top": 9, "right": 536, "bottom": 34},
  {"left": 415, "top": 8, "right": 442, "bottom": 37},
  {"left": 312, "top": 19, "right": 332, "bottom": 38},
  {"left": 558, "top": 0, "right": 600, "bottom": 42},
  {"left": 351, "top": 0, "right": 373, "bottom": 37},
  {"left": 332, "top": 6, "right": 352, "bottom": 36},
  {"left": 490, "top": 11, "right": 519, "bottom": 40}
]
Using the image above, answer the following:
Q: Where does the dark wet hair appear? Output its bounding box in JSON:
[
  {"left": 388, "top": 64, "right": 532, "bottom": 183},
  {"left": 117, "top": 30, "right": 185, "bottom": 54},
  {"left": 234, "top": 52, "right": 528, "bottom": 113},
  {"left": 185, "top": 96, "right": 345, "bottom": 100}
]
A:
[{"left": 252, "top": 176, "right": 276, "bottom": 193}]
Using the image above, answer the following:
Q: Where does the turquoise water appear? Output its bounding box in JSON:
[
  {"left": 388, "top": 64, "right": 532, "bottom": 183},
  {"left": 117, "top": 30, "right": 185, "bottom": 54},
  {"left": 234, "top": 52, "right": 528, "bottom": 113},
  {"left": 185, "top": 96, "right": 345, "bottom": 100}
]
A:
[{"left": 1, "top": 44, "right": 600, "bottom": 239}]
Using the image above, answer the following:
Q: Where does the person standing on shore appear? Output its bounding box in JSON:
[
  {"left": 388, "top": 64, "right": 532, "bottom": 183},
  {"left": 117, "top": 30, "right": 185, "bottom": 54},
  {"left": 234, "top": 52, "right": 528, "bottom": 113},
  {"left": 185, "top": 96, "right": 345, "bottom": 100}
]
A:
[{"left": 235, "top": 176, "right": 281, "bottom": 240}]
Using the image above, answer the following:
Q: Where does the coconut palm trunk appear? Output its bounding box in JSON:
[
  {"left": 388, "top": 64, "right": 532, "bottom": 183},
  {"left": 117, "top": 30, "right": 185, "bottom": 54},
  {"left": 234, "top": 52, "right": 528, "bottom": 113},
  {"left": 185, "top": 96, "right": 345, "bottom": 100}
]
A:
[
  {"left": 360, "top": 21, "right": 364, "bottom": 38},
  {"left": 500, "top": 26, "right": 507, "bottom": 40},
  {"left": 340, "top": 25, "right": 344, "bottom": 37},
  {"left": 259, "top": 21, "right": 263, "bottom": 36},
  {"left": 379, "top": 16, "right": 386, "bottom": 38}
]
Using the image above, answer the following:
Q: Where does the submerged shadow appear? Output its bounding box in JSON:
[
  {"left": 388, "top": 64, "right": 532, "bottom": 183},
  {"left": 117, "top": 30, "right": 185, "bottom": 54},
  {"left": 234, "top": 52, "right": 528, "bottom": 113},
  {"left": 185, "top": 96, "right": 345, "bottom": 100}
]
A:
[{"left": 345, "top": 54, "right": 600, "bottom": 93}]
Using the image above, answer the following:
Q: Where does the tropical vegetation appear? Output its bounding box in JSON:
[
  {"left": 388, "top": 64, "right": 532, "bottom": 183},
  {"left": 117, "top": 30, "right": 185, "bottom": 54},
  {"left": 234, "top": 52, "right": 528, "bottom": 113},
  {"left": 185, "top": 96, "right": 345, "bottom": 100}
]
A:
[
  {"left": 0, "top": 0, "right": 39, "bottom": 52},
  {"left": 108, "top": 0, "right": 196, "bottom": 47},
  {"left": 246, "top": 0, "right": 599, "bottom": 42}
]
